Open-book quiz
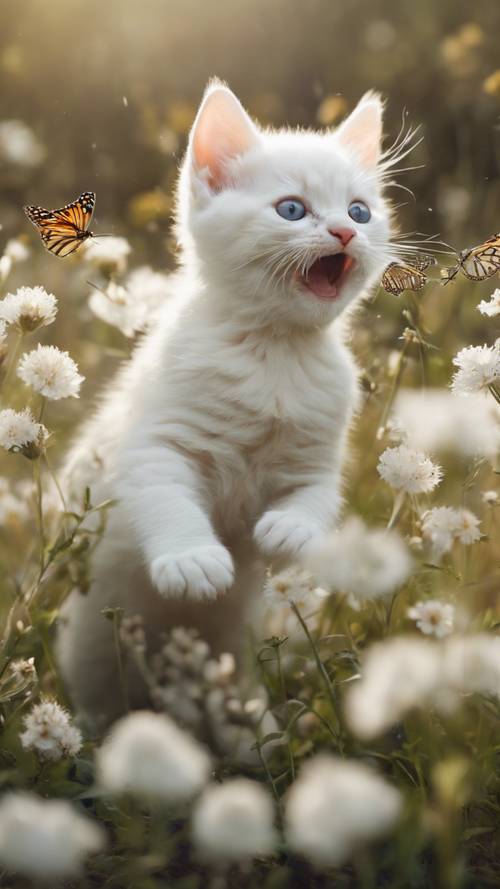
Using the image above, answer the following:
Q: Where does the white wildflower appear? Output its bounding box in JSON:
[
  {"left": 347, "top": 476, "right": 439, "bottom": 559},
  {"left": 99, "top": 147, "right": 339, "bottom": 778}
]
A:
[
  {"left": 9, "top": 657, "right": 36, "bottom": 681},
  {"left": 378, "top": 444, "right": 442, "bottom": 494},
  {"left": 4, "top": 238, "right": 30, "bottom": 263},
  {"left": 482, "top": 489, "right": 498, "bottom": 505},
  {"left": 263, "top": 566, "right": 322, "bottom": 612},
  {"left": 20, "top": 699, "right": 82, "bottom": 761},
  {"left": 393, "top": 388, "right": 500, "bottom": 460},
  {"left": 442, "top": 634, "right": 500, "bottom": 698},
  {"left": 96, "top": 711, "right": 211, "bottom": 801},
  {"left": 17, "top": 344, "right": 84, "bottom": 399},
  {"left": 83, "top": 236, "right": 131, "bottom": 276},
  {"left": 0, "top": 120, "right": 45, "bottom": 166},
  {"left": 0, "top": 286, "right": 57, "bottom": 332},
  {"left": 422, "top": 506, "right": 481, "bottom": 559},
  {"left": 88, "top": 281, "right": 140, "bottom": 337},
  {"left": 0, "top": 792, "right": 104, "bottom": 879},
  {"left": 0, "top": 408, "right": 48, "bottom": 456},
  {"left": 125, "top": 265, "right": 171, "bottom": 314},
  {"left": 477, "top": 288, "right": 500, "bottom": 317},
  {"left": 408, "top": 600, "right": 455, "bottom": 638},
  {"left": 285, "top": 755, "right": 402, "bottom": 868},
  {"left": 304, "top": 516, "right": 412, "bottom": 600},
  {"left": 192, "top": 779, "right": 277, "bottom": 861},
  {"left": 451, "top": 343, "right": 500, "bottom": 396},
  {"left": 345, "top": 637, "right": 441, "bottom": 739}
]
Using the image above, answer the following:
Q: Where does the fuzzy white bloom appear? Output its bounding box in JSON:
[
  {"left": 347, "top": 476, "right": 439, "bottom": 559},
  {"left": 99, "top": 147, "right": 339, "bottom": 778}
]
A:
[
  {"left": 88, "top": 281, "right": 140, "bottom": 337},
  {"left": 96, "top": 711, "right": 211, "bottom": 800},
  {"left": 263, "top": 566, "right": 322, "bottom": 612},
  {"left": 0, "top": 408, "right": 48, "bottom": 455},
  {"left": 0, "top": 120, "right": 45, "bottom": 166},
  {"left": 10, "top": 657, "right": 36, "bottom": 682},
  {"left": 83, "top": 236, "right": 131, "bottom": 275},
  {"left": 20, "top": 699, "right": 82, "bottom": 761},
  {"left": 421, "top": 507, "right": 481, "bottom": 559},
  {"left": 4, "top": 238, "right": 30, "bottom": 263},
  {"left": 192, "top": 779, "right": 277, "bottom": 861},
  {"left": 305, "top": 517, "right": 412, "bottom": 600},
  {"left": 451, "top": 343, "right": 500, "bottom": 396},
  {"left": 0, "top": 286, "right": 57, "bottom": 332},
  {"left": 477, "top": 288, "right": 500, "bottom": 318},
  {"left": 125, "top": 265, "right": 171, "bottom": 313},
  {"left": 0, "top": 793, "right": 104, "bottom": 879},
  {"left": 345, "top": 634, "right": 500, "bottom": 739},
  {"left": 285, "top": 755, "right": 402, "bottom": 868},
  {"left": 345, "top": 637, "right": 442, "bottom": 739},
  {"left": 17, "top": 344, "right": 84, "bottom": 399},
  {"left": 377, "top": 444, "right": 442, "bottom": 494},
  {"left": 442, "top": 635, "right": 500, "bottom": 697},
  {"left": 482, "top": 490, "right": 498, "bottom": 505},
  {"left": 408, "top": 600, "right": 455, "bottom": 638},
  {"left": 393, "top": 389, "right": 500, "bottom": 460}
]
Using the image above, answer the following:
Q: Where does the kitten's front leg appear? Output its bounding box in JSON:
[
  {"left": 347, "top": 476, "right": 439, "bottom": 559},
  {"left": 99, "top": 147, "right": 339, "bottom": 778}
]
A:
[
  {"left": 119, "top": 445, "right": 233, "bottom": 601},
  {"left": 254, "top": 478, "right": 341, "bottom": 558}
]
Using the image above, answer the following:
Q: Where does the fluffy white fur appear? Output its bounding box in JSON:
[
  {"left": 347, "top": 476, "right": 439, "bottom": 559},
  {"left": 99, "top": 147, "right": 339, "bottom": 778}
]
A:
[{"left": 57, "top": 80, "right": 393, "bottom": 726}]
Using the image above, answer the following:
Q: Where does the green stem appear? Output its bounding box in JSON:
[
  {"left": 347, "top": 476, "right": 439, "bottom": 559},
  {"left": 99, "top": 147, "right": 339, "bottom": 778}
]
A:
[
  {"left": 275, "top": 643, "right": 295, "bottom": 781},
  {"left": 291, "top": 602, "right": 344, "bottom": 754},
  {"left": 32, "top": 460, "right": 45, "bottom": 577}
]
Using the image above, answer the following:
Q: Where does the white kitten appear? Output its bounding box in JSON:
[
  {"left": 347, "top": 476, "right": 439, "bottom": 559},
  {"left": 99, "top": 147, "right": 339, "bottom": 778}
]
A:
[{"left": 57, "top": 80, "right": 392, "bottom": 726}]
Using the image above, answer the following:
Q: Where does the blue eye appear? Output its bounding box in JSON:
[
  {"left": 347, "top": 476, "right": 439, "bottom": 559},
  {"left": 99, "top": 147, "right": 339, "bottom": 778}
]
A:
[
  {"left": 276, "top": 198, "right": 306, "bottom": 221},
  {"left": 348, "top": 201, "right": 371, "bottom": 224}
]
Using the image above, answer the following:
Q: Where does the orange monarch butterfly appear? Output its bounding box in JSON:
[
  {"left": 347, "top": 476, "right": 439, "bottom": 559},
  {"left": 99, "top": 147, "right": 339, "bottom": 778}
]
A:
[
  {"left": 24, "top": 191, "right": 95, "bottom": 257},
  {"left": 381, "top": 255, "right": 436, "bottom": 297},
  {"left": 441, "top": 232, "right": 500, "bottom": 285}
]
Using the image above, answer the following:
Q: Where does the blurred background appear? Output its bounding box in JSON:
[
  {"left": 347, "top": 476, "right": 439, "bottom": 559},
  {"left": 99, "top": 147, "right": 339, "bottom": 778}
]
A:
[{"left": 0, "top": 0, "right": 499, "bottom": 493}]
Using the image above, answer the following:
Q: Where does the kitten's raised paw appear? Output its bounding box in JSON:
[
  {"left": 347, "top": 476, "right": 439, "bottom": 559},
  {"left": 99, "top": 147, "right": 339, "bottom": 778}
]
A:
[
  {"left": 150, "top": 545, "right": 234, "bottom": 601},
  {"left": 254, "top": 510, "right": 321, "bottom": 557}
]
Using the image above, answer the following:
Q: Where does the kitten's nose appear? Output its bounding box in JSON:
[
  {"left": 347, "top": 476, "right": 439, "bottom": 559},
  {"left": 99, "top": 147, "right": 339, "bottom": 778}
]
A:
[{"left": 328, "top": 227, "right": 356, "bottom": 247}]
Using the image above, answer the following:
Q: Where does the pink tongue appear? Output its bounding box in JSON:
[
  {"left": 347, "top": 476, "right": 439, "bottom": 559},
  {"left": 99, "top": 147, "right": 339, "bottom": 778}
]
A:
[{"left": 305, "top": 265, "right": 338, "bottom": 299}]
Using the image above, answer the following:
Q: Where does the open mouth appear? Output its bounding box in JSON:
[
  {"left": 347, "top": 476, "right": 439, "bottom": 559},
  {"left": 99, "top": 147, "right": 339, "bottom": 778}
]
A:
[{"left": 299, "top": 253, "right": 354, "bottom": 301}]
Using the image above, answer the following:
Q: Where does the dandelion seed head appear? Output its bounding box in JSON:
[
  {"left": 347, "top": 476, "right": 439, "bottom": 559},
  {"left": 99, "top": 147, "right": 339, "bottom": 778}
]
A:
[
  {"left": 17, "top": 344, "right": 84, "bottom": 399},
  {"left": 377, "top": 444, "right": 442, "bottom": 493},
  {"left": 0, "top": 286, "right": 57, "bottom": 332},
  {"left": 285, "top": 755, "right": 402, "bottom": 868},
  {"left": 192, "top": 779, "right": 277, "bottom": 861},
  {"left": 20, "top": 699, "right": 82, "bottom": 761}
]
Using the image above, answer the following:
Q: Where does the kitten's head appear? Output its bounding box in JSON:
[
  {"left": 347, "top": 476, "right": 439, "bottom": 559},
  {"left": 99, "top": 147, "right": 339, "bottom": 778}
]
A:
[{"left": 176, "top": 80, "right": 394, "bottom": 328}]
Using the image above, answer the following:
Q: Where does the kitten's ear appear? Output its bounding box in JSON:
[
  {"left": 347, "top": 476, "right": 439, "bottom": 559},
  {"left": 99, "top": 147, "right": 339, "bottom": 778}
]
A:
[
  {"left": 336, "top": 91, "right": 384, "bottom": 169},
  {"left": 189, "top": 81, "right": 260, "bottom": 190}
]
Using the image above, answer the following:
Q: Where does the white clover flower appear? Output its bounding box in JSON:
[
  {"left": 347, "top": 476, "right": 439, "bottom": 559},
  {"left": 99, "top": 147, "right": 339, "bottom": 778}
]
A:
[
  {"left": 17, "top": 344, "right": 84, "bottom": 399},
  {"left": 0, "top": 408, "right": 48, "bottom": 456},
  {"left": 20, "top": 699, "right": 82, "bottom": 761},
  {"left": 0, "top": 286, "right": 57, "bottom": 333},
  {"left": 451, "top": 343, "right": 500, "bottom": 396},
  {"left": 482, "top": 490, "right": 498, "bottom": 505},
  {"left": 192, "top": 779, "right": 277, "bottom": 861},
  {"left": 421, "top": 506, "right": 481, "bottom": 559},
  {"left": 477, "top": 288, "right": 500, "bottom": 318},
  {"left": 96, "top": 711, "right": 211, "bottom": 801},
  {"left": 345, "top": 637, "right": 441, "bottom": 739},
  {"left": 285, "top": 755, "right": 402, "bottom": 868},
  {"left": 83, "top": 236, "right": 131, "bottom": 275},
  {"left": 304, "top": 516, "right": 412, "bottom": 600},
  {"left": 408, "top": 600, "right": 455, "bottom": 638},
  {"left": 263, "top": 566, "right": 322, "bottom": 612},
  {"left": 89, "top": 281, "right": 142, "bottom": 337},
  {"left": 0, "top": 120, "right": 45, "bottom": 166},
  {"left": 0, "top": 793, "right": 104, "bottom": 879},
  {"left": 4, "top": 238, "right": 30, "bottom": 263},
  {"left": 377, "top": 444, "right": 442, "bottom": 494},
  {"left": 393, "top": 388, "right": 500, "bottom": 460}
]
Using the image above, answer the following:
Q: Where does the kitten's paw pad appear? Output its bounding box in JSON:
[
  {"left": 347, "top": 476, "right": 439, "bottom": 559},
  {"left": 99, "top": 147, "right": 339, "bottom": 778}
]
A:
[
  {"left": 150, "top": 546, "right": 234, "bottom": 601},
  {"left": 254, "top": 510, "right": 321, "bottom": 557}
]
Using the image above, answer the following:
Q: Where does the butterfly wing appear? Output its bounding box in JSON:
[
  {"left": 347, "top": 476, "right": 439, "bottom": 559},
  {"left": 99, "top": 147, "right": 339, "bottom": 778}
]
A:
[
  {"left": 459, "top": 234, "right": 500, "bottom": 280},
  {"left": 411, "top": 253, "right": 438, "bottom": 272},
  {"left": 381, "top": 262, "right": 427, "bottom": 296},
  {"left": 24, "top": 192, "right": 95, "bottom": 257}
]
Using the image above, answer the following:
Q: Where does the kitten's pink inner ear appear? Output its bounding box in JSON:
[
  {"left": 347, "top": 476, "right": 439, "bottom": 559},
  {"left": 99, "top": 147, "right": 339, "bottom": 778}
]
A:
[
  {"left": 337, "top": 97, "right": 383, "bottom": 169},
  {"left": 191, "top": 88, "right": 260, "bottom": 190}
]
